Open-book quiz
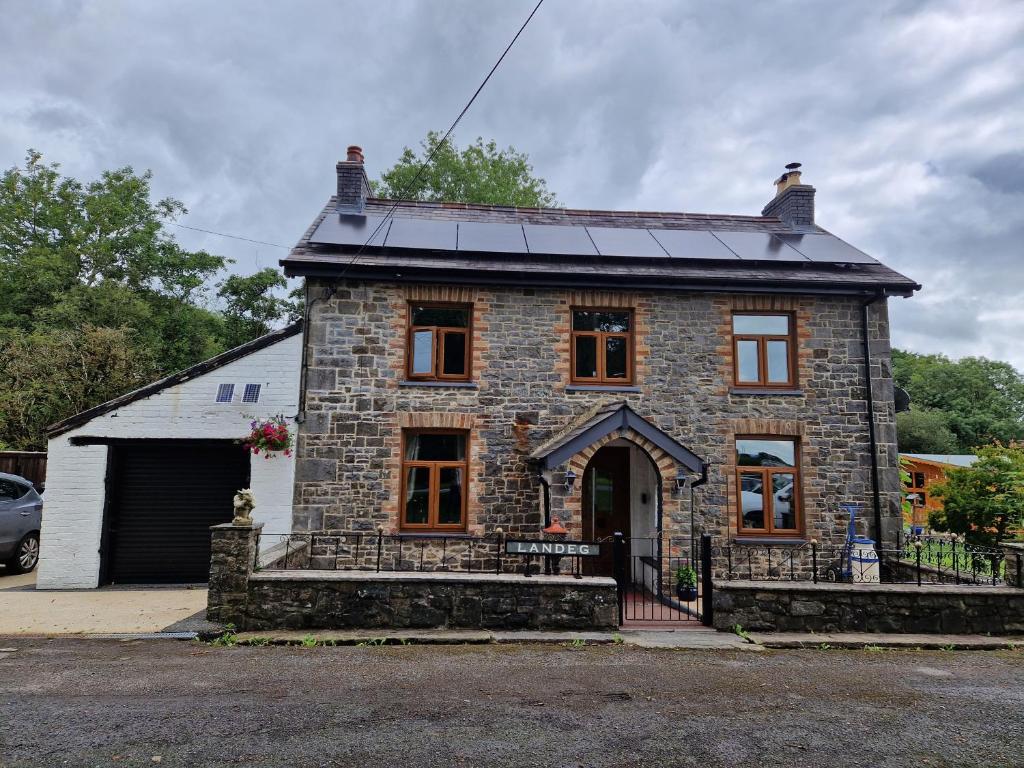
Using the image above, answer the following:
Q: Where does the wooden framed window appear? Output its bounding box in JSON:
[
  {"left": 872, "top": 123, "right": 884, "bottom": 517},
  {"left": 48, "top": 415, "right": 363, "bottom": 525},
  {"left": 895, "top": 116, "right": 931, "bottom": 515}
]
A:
[
  {"left": 736, "top": 437, "right": 801, "bottom": 536},
  {"left": 400, "top": 430, "right": 468, "bottom": 531},
  {"left": 571, "top": 309, "right": 633, "bottom": 384},
  {"left": 732, "top": 313, "right": 795, "bottom": 388},
  {"left": 407, "top": 303, "right": 471, "bottom": 381}
]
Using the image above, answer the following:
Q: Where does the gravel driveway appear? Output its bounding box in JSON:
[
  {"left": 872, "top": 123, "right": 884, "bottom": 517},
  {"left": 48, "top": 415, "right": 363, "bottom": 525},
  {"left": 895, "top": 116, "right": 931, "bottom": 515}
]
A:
[{"left": 1, "top": 639, "right": 1022, "bottom": 767}]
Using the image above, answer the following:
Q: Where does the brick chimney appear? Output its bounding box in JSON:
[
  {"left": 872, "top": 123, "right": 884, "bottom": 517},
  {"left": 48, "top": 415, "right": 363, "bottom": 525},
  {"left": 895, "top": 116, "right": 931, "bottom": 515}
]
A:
[
  {"left": 336, "top": 145, "right": 370, "bottom": 212},
  {"left": 761, "top": 162, "right": 815, "bottom": 228}
]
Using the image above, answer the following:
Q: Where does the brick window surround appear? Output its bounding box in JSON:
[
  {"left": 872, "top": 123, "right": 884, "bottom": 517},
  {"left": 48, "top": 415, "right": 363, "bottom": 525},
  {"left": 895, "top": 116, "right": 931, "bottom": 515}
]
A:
[
  {"left": 384, "top": 412, "right": 483, "bottom": 534},
  {"left": 731, "top": 312, "right": 797, "bottom": 388},
  {"left": 406, "top": 302, "right": 472, "bottom": 382},
  {"left": 557, "top": 291, "right": 649, "bottom": 389},
  {"left": 734, "top": 435, "right": 802, "bottom": 537}
]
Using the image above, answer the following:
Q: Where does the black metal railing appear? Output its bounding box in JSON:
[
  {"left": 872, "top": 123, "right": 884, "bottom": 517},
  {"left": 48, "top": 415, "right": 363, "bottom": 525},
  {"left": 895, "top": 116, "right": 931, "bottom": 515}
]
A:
[
  {"left": 611, "top": 533, "right": 713, "bottom": 626},
  {"left": 255, "top": 530, "right": 603, "bottom": 578},
  {"left": 721, "top": 535, "right": 1012, "bottom": 586}
]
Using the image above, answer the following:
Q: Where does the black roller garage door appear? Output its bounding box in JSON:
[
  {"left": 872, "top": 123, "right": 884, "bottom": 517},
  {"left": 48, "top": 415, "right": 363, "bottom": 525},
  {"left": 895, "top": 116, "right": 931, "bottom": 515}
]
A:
[{"left": 102, "top": 440, "right": 251, "bottom": 584}]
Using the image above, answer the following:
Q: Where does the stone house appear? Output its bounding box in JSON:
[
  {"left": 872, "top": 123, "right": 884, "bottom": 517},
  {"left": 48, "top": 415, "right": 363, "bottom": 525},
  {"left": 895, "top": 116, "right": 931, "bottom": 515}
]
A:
[{"left": 281, "top": 147, "right": 919, "bottom": 577}]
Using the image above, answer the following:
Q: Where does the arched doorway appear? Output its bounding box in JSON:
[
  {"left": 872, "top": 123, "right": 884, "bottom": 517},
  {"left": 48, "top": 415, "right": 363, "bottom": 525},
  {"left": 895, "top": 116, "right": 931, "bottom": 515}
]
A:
[{"left": 581, "top": 441, "right": 661, "bottom": 576}]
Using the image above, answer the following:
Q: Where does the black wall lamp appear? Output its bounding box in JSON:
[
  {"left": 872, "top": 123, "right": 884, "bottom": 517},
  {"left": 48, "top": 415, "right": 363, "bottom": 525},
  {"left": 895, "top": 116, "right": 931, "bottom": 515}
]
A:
[{"left": 564, "top": 469, "right": 577, "bottom": 491}]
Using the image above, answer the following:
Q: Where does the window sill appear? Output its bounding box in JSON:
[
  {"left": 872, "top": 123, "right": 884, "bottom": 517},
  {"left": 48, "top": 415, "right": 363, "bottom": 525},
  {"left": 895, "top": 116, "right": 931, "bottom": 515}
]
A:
[
  {"left": 399, "top": 380, "right": 479, "bottom": 389},
  {"left": 731, "top": 537, "right": 807, "bottom": 546},
  {"left": 395, "top": 532, "right": 472, "bottom": 539},
  {"left": 729, "top": 387, "right": 803, "bottom": 396},
  {"left": 566, "top": 385, "right": 642, "bottom": 393}
]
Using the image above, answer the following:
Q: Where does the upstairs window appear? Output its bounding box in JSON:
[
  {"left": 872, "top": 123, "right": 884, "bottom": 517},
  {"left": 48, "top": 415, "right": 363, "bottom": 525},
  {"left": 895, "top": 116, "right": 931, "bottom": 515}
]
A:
[
  {"left": 736, "top": 437, "right": 801, "bottom": 536},
  {"left": 215, "top": 383, "right": 235, "bottom": 403},
  {"left": 732, "top": 313, "right": 795, "bottom": 388},
  {"left": 242, "top": 384, "right": 262, "bottom": 403},
  {"left": 401, "top": 431, "right": 468, "bottom": 531},
  {"left": 407, "top": 304, "right": 471, "bottom": 381},
  {"left": 571, "top": 309, "right": 633, "bottom": 384}
]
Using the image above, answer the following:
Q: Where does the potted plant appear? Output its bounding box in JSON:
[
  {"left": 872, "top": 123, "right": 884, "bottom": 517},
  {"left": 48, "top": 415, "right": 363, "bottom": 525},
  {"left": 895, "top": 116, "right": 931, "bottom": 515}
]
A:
[
  {"left": 242, "top": 415, "right": 293, "bottom": 458},
  {"left": 675, "top": 565, "right": 698, "bottom": 602}
]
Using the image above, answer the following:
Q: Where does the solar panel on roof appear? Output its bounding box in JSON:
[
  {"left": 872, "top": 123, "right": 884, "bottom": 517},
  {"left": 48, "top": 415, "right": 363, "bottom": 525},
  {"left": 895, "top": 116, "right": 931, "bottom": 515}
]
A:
[
  {"left": 649, "top": 229, "right": 740, "bottom": 260},
  {"left": 710, "top": 231, "right": 809, "bottom": 262},
  {"left": 309, "top": 214, "right": 391, "bottom": 247},
  {"left": 586, "top": 226, "right": 667, "bottom": 258},
  {"left": 522, "top": 224, "right": 598, "bottom": 256},
  {"left": 457, "top": 222, "right": 527, "bottom": 253},
  {"left": 774, "top": 233, "right": 878, "bottom": 264},
  {"left": 384, "top": 218, "right": 458, "bottom": 250}
]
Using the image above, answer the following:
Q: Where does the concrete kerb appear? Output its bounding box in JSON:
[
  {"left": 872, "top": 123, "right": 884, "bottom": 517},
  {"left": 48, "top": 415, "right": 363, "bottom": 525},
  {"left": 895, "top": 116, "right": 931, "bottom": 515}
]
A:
[
  {"left": 748, "top": 632, "right": 1024, "bottom": 651},
  {"left": 223, "top": 627, "right": 761, "bottom": 650}
]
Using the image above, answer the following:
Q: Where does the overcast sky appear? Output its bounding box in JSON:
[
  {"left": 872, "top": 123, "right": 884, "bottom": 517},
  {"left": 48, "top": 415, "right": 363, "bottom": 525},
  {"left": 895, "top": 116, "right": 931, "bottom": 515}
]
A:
[{"left": 2, "top": 0, "right": 1022, "bottom": 368}]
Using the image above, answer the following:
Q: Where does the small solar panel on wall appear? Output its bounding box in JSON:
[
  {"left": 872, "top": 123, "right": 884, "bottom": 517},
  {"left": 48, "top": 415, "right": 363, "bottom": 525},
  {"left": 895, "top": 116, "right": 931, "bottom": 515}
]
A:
[
  {"left": 215, "top": 383, "right": 234, "bottom": 403},
  {"left": 242, "top": 384, "right": 262, "bottom": 403}
]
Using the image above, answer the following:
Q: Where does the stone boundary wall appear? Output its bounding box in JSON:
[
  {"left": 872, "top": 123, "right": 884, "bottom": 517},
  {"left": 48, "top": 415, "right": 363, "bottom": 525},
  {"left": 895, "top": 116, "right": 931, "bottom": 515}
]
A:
[
  {"left": 208, "top": 523, "right": 616, "bottom": 631},
  {"left": 243, "top": 571, "right": 617, "bottom": 631},
  {"left": 1003, "top": 543, "right": 1024, "bottom": 588},
  {"left": 713, "top": 580, "right": 1024, "bottom": 635}
]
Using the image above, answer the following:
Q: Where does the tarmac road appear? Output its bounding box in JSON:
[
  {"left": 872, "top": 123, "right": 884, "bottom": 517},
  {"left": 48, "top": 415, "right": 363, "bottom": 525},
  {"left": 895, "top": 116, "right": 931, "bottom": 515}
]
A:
[{"left": 1, "top": 639, "right": 1022, "bottom": 767}]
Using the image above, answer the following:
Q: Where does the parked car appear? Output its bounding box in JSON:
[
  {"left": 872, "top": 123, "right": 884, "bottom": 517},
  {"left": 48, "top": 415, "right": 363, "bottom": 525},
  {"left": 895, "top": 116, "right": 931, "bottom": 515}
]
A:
[
  {"left": 740, "top": 475, "right": 795, "bottom": 529},
  {"left": 0, "top": 472, "right": 43, "bottom": 574}
]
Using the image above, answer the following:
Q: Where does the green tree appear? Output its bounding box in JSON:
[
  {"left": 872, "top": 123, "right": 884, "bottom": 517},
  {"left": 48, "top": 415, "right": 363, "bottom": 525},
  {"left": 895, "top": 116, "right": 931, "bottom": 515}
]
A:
[
  {"left": 892, "top": 349, "right": 1024, "bottom": 451},
  {"left": 217, "top": 268, "right": 300, "bottom": 349},
  {"left": 0, "top": 326, "right": 155, "bottom": 450},
  {"left": 373, "top": 131, "right": 558, "bottom": 207},
  {"left": 0, "top": 150, "right": 297, "bottom": 449},
  {"left": 930, "top": 443, "right": 1024, "bottom": 547},
  {"left": 896, "top": 407, "right": 959, "bottom": 453}
]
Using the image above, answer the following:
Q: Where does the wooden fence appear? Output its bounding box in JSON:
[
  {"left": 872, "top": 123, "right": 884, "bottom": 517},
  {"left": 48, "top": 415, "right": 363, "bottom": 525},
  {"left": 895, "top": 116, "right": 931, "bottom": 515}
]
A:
[{"left": 0, "top": 452, "right": 47, "bottom": 488}]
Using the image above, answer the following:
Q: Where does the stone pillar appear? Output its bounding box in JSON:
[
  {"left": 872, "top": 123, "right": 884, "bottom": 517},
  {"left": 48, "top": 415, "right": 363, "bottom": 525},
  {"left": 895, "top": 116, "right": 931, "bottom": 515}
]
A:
[
  {"left": 207, "top": 522, "right": 263, "bottom": 626},
  {"left": 1001, "top": 542, "right": 1024, "bottom": 589}
]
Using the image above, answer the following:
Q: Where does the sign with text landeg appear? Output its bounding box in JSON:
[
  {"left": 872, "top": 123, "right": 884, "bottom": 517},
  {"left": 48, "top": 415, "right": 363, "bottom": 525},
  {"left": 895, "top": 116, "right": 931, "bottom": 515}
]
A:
[{"left": 504, "top": 540, "right": 600, "bottom": 557}]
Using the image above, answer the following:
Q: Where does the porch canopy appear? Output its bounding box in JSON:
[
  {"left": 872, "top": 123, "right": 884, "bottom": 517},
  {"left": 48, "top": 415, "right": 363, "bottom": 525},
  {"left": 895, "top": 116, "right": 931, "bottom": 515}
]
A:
[{"left": 529, "top": 401, "right": 706, "bottom": 474}]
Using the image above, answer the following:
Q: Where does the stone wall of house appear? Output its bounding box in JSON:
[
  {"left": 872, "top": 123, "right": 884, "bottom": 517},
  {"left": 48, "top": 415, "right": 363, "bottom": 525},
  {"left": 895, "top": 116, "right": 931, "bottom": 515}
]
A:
[
  {"left": 713, "top": 581, "right": 1024, "bottom": 634},
  {"left": 295, "top": 280, "right": 900, "bottom": 558}
]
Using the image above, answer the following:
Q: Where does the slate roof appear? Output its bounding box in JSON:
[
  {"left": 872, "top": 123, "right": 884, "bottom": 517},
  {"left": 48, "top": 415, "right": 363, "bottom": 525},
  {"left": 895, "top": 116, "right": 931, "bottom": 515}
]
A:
[
  {"left": 901, "top": 453, "right": 979, "bottom": 468},
  {"left": 283, "top": 197, "right": 920, "bottom": 296},
  {"left": 529, "top": 401, "right": 705, "bottom": 473}
]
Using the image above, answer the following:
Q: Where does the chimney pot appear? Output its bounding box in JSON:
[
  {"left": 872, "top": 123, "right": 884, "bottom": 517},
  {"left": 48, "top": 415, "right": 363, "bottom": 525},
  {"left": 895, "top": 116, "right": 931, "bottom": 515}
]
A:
[
  {"left": 336, "top": 144, "right": 370, "bottom": 211},
  {"left": 762, "top": 162, "right": 814, "bottom": 227}
]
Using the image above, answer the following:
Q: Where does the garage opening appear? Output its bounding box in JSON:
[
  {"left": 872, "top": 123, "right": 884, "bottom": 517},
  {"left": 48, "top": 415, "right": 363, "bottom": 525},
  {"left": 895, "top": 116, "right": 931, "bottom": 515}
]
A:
[{"left": 101, "top": 440, "right": 251, "bottom": 584}]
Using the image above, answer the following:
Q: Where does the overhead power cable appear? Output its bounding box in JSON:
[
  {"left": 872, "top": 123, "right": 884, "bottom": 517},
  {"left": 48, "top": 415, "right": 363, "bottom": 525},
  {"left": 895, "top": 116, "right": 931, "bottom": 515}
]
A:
[
  {"left": 335, "top": 0, "right": 546, "bottom": 279},
  {"left": 168, "top": 222, "right": 291, "bottom": 249}
]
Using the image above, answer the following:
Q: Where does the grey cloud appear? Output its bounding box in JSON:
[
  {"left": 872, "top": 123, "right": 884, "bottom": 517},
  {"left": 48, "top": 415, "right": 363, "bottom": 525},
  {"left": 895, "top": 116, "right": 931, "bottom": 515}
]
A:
[
  {"left": 971, "top": 152, "right": 1024, "bottom": 195},
  {"left": 1, "top": 0, "right": 1022, "bottom": 368}
]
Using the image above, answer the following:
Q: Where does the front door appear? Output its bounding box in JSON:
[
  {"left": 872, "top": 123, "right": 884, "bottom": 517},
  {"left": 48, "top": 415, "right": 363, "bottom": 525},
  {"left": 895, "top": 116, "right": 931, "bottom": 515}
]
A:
[{"left": 582, "top": 446, "right": 631, "bottom": 576}]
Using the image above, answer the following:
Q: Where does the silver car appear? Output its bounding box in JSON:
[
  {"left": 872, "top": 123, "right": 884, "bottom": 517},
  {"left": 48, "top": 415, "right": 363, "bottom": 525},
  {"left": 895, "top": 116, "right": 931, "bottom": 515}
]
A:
[{"left": 0, "top": 472, "right": 42, "bottom": 574}]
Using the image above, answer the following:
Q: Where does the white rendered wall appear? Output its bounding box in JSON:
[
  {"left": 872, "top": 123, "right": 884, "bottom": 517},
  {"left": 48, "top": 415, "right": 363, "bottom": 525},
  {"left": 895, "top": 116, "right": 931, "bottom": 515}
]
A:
[{"left": 37, "top": 332, "right": 301, "bottom": 589}]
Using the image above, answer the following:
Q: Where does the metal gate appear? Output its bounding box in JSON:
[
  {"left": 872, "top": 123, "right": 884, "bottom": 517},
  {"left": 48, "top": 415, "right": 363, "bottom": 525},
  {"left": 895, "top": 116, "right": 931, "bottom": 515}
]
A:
[{"left": 612, "top": 533, "right": 713, "bottom": 626}]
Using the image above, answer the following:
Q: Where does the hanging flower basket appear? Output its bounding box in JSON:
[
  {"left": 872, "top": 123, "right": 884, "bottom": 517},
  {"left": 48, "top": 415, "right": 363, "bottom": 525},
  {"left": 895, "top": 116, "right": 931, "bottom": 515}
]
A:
[{"left": 243, "top": 415, "right": 293, "bottom": 458}]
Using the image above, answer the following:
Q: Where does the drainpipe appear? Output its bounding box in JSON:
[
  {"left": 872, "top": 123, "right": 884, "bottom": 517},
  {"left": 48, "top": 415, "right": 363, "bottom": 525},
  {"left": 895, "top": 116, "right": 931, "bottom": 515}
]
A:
[
  {"left": 861, "top": 292, "right": 885, "bottom": 545},
  {"left": 537, "top": 470, "right": 552, "bottom": 528},
  {"left": 689, "top": 462, "right": 709, "bottom": 562},
  {"left": 296, "top": 281, "right": 338, "bottom": 423}
]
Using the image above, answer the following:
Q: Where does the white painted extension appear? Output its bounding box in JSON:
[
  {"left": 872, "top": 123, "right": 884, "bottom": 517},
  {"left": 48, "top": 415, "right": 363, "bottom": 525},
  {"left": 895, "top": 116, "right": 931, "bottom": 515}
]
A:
[{"left": 37, "top": 327, "right": 301, "bottom": 589}]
